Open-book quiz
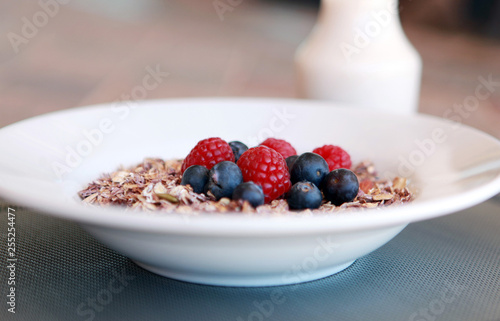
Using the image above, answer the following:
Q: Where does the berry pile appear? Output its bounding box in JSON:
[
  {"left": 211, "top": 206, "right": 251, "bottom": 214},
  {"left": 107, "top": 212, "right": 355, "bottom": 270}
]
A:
[{"left": 180, "top": 137, "right": 359, "bottom": 209}]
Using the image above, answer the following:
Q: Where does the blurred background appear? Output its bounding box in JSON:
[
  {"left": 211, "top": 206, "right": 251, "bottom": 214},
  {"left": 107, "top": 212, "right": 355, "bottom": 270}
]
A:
[{"left": 0, "top": 0, "right": 499, "bottom": 138}]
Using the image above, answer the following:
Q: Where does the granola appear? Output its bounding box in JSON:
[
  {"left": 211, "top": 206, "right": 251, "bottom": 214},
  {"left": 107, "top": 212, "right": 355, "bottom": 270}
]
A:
[{"left": 78, "top": 158, "right": 413, "bottom": 214}]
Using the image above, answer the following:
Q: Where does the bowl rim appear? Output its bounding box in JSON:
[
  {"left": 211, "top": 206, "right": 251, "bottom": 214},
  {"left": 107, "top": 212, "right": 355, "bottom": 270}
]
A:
[{"left": 1, "top": 97, "right": 500, "bottom": 236}]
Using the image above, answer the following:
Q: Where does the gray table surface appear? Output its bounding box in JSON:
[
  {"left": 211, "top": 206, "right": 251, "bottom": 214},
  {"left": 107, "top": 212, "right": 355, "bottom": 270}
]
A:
[{"left": 1, "top": 196, "right": 499, "bottom": 321}]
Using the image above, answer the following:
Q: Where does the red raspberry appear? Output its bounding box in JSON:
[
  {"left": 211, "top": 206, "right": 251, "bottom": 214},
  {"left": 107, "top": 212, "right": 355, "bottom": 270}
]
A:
[
  {"left": 237, "top": 146, "right": 291, "bottom": 203},
  {"left": 260, "top": 138, "right": 297, "bottom": 159},
  {"left": 181, "top": 137, "right": 234, "bottom": 174},
  {"left": 312, "top": 145, "right": 352, "bottom": 171}
]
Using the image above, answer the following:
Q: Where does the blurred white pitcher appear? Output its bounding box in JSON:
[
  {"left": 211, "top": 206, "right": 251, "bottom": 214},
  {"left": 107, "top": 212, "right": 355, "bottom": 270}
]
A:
[{"left": 295, "top": 0, "right": 422, "bottom": 114}]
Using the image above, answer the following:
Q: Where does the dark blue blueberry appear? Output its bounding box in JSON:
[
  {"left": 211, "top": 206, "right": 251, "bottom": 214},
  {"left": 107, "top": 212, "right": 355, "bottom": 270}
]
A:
[
  {"left": 290, "top": 152, "right": 329, "bottom": 187},
  {"left": 285, "top": 155, "right": 298, "bottom": 173},
  {"left": 205, "top": 161, "right": 243, "bottom": 200},
  {"left": 232, "top": 182, "right": 265, "bottom": 208},
  {"left": 181, "top": 165, "right": 209, "bottom": 194},
  {"left": 322, "top": 169, "right": 359, "bottom": 206},
  {"left": 287, "top": 182, "right": 323, "bottom": 210},
  {"left": 229, "top": 141, "right": 248, "bottom": 162}
]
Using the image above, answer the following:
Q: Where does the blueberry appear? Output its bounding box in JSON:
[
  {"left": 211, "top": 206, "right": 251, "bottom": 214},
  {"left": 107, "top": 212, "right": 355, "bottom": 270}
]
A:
[
  {"left": 205, "top": 161, "right": 243, "bottom": 200},
  {"left": 285, "top": 155, "right": 298, "bottom": 173},
  {"left": 287, "top": 182, "right": 323, "bottom": 210},
  {"left": 229, "top": 141, "right": 248, "bottom": 162},
  {"left": 322, "top": 169, "right": 359, "bottom": 206},
  {"left": 290, "top": 152, "right": 329, "bottom": 187},
  {"left": 232, "top": 182, "right": 265, "bottom": 207},
  {"left": 181, "top": 165, "right": 209, "bottom": 194}
]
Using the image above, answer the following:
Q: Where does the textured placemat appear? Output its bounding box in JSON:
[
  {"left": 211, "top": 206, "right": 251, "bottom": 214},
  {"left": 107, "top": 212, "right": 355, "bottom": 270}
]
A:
[{"left": 1, "top": 198, "right": 499, "bottom": 321}]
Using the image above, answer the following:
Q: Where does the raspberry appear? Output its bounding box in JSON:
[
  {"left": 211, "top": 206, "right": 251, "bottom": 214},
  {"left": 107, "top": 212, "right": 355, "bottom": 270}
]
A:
[
  {"left": 312, "top": 145, "right": 352, "bottom": 171},
  {"left": 181, "top": 137, "right": 234, "bottom": 174},
  {"left": 237, "top": 146, "right": 291, "bottom": 203},
  {"left": 260, "top": 138, "right": 297, "bottom": 159}
]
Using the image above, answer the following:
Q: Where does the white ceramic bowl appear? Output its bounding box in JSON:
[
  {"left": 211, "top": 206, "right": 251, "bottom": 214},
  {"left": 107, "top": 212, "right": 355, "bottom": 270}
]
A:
[{"left": 1, "top": 98, "right": 500, "bottom": 287}]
